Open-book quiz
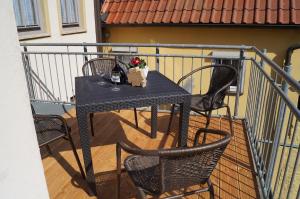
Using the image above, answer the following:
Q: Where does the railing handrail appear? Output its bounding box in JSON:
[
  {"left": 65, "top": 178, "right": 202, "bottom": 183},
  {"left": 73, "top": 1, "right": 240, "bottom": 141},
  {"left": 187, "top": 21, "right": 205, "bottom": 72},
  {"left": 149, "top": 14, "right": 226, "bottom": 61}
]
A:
[{"left": 20, "top": 42, "right": 253, "bottom": 50}]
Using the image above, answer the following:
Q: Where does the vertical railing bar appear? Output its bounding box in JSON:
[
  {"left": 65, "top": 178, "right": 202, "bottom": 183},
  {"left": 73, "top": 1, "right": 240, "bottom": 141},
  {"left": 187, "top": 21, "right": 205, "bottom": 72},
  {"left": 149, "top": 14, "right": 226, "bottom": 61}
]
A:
[
  {"left": 60, "top": 54, "right": 69, "bottom": 102},
  {"left": 155, "top": 47, "right": 159, "bottom": 71},
  {"left": 23, "top": 47, "right": 35, "bottom": 99},
  {"left": 146, "top": 55, "right": 149, "bottom": 70},
  {"left": 200, "top": 49, "right": 204, "bottom": 95},
  {"left": 249, "top": 62, "right": 260, "bottom": 126},
  {"left": 252, "top": 49, "right": 266, "bottom": 148},
  {"left": 260, "top": 83, "right": 272, "bottom": 161},
  {"left": 191, "top": 57, "right": 194, "bottom": 94},
  {"left": 254, "top": 76, "right": 267, "bottom": 151},
  {"left": 47, "top": 54, "right": 55, "bottom": 96},
  {"left": 266, "top": 96, "right": 288, "bottom": 197},
  {"left": 273, "top": 111, "right": 294, "bottom": 196},
  {"left": 247, "top": 61, "right": 256, "bottom": 126},
  {"left": 22, "top": 53, "right": 33, "bottom": 99},
  {"left": 164, "top": 56, "right": 166, "bottom": 76},
  {"left": 262, "top": 73, "right": 278, "bottom": 165},
  {"left": 245, "top": 61, "right": 255, "bottom": 122},
  {"left": 257, "top": 80, "right": 272, "bottom": 168},
  {"left": 40, "top": 54, "right": 48, "bottom": 91},
  {"left": 83, "top": 43, "right": 88, "bottom": 63},
  {"left": 67, "top": 46, "right": 74, "bottom": 96},
  {"left": 278, "top": 119, "right": 299, "bottom": 198},
  {"left": 286, "top": 136, "right": 300, "bottom": 199},
  {"left": 234, "top": 49, "right": 244, "bottom": 117},
  {"left": 75, "top": 54, "right": 79, "bottom": 77},
  {"left": 30, "top": 54, "right": 38, "bottom": 100},
  {"left": 34, "top": 53, "right": 43, "bottom": 100},
  {"left": 54, "top": 54, "right": 62, "bottom": 101},
  {"left": 181, "top": 57, "right": 184, "bottom": 87},
  {"left": 245, "top": 53, "right": 257, "bottom": 124},
  {"left": 173, "top": 57, "right": 175, "bottom": 82}
]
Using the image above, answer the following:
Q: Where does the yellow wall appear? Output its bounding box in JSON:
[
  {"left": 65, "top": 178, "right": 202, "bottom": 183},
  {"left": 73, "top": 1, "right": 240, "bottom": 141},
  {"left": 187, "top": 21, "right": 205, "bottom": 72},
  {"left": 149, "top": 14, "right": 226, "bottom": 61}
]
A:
[
  {"left": 104, "top": 26, "right": 299, "bottom": 66},
  {"left": 104, "top": 26, "right": 300, "bottom": 116}
]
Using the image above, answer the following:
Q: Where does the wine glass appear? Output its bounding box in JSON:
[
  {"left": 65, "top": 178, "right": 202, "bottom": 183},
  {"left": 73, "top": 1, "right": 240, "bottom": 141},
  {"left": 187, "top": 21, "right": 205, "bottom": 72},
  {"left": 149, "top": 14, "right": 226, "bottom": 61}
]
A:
[
  {"left": 97, "top": 69, "right": 106, "bottom": 86},
  {"left": 111, "top": 71, "right": 121, "bottom": 92}
]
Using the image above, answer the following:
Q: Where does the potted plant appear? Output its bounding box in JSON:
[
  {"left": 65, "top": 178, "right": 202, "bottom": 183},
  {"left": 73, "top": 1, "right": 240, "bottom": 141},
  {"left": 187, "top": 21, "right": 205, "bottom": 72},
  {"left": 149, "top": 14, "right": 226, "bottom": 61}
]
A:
[{"left": 128, "top": 57, "right": 148, "bottom": 78}]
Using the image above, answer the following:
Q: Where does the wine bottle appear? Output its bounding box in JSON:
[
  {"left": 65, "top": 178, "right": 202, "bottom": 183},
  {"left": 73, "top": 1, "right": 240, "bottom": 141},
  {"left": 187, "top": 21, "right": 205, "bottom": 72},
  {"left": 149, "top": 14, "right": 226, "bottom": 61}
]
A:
[{"left": 111, "top": 63, "right": 127, "bottom": 84}]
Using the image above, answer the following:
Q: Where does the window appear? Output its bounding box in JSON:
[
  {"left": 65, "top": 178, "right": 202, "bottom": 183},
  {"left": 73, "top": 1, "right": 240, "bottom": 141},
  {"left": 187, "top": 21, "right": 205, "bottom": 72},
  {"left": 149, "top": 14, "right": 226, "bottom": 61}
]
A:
[
  {"left": 212, "top": 51, "right": 245, "bottom": 94},
  {"left": 59, "top": 0, "right": 86, "bottom": 34},
  {"left": 60, "top": 0, "right": 79, "bottom": 27},
  {"left": 12, "top": 0, "right": 50, "bottom": 40},
  {"left": 13, "top": 0, "right": 40, "bottom": 31}
]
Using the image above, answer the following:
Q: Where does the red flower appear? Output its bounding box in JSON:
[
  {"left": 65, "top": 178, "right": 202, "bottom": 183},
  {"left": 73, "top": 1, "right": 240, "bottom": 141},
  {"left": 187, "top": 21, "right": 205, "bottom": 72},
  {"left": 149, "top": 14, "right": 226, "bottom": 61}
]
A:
[{"left": 129, "top": 57, "right": 146, "bottom": 68}]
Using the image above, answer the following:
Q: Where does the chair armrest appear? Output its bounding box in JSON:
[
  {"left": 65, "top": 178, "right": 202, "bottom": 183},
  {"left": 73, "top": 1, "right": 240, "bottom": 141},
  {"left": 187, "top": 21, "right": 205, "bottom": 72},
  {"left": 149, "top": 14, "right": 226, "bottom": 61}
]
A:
[
  {"left": 116, "top": 141, "right": 159, "bottom": 174},
  {"left": 116, "top": 142, "right": 159, "bottom": 156},
  {"left": 177, "top": 65, "right": 216, "bottom": 85},
  {"left": 33, "top": 114, "right": 69, "bottom": 134},
  {"left": 193, "top": 128, "right": 230, "bottom": 146}
]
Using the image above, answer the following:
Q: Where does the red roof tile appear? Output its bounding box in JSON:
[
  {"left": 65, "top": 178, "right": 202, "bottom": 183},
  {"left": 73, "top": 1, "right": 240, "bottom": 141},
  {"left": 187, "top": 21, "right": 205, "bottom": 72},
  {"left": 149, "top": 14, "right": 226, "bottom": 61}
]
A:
[{"left": 101, "top": 0, "right": 300, "bottom": 25}]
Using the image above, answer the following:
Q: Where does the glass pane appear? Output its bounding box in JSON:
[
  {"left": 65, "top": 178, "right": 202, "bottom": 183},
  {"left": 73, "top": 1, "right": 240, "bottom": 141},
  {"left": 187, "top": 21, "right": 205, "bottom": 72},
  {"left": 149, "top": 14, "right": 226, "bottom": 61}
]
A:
[
  {"left": 60, "top": 0, "right": 68, "bottom": 24},
  {"left": 60, "top": 0, "right": 79, "bottom": 25},
  {"left": 13, "top": 0, "right": 39, "bottom": 28},
  {"left": 13, "top": 0, "right": 22, "bottom": 26},
  {"left": 23, "top": 0, "right": 38, "bottom": 26}
]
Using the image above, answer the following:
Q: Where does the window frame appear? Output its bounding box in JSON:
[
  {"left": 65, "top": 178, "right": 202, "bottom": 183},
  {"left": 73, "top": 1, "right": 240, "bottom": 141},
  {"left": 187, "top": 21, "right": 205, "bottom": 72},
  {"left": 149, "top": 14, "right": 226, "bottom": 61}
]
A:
[
  {"left": 13, "top": 0, "right": 50, "bottom": 40},
  {"left": 212, "top": 51, "right": 245, "bottom": 95},
  {"left": 57, "top": 0, "right": 86, "bottom": 35}
]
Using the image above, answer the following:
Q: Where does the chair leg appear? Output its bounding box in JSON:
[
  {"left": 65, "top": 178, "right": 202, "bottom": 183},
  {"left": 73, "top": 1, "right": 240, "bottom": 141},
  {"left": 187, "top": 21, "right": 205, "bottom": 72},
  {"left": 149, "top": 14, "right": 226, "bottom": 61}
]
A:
[
  {"left": 226, "top": 105, "right": 234, "bottom": 137},
  {"left": 68, "top": 133, "right": 86, "bottom": 179},
  {"left": 136, "top": 187, "right": 147, "bottom": 199},
  {"left": 116, "top": 143, "right": 121, "bottom": 199},
  {"left": 167, "top": 104, "right": 176, "bottom": 134},
  {"left": 46, "top": 144, "right": 52, "bottom": 155},
  {"left": 208, "top": 179, "right": 214, "bottom": 199},
  {"left": 90, "top": 113, "right": 95, "bottom": 137},
  {"left": 202, "top": 111, "right": 212, "bottom": 144},
  {"left": 134, "top": 108, "right": 138, "bottom": 128}
]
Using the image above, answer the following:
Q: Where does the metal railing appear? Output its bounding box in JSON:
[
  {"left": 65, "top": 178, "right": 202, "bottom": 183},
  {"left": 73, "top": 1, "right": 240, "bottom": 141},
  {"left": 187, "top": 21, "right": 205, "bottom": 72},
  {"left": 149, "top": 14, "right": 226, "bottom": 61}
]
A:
[{"left": 20, "top": 42, "right": 300, "bottom": 199}]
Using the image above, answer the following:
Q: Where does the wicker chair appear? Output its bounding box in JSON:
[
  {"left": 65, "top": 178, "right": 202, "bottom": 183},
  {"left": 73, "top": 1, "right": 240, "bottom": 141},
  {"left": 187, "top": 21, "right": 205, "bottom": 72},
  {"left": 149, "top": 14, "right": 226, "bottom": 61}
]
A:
[
  {"left": 31, "top": 105, "right": 85, "bottom": 179},
  {"left": 167, "top": 64, "right": 237, "bottom": 141},
  {"left": 116, "top": 128, "right": 231, "bottom": 199},
  {"left": 82, "top": 57, "right": 138, "bottom": 136}
]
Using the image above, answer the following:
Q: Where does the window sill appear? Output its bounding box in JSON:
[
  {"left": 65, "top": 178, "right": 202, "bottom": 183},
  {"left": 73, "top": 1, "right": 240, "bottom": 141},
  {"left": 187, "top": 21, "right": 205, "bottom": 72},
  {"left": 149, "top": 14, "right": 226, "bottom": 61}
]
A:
[
  {"left": 61, "top": 27, "right": 87, "bottom": 35},
  {"left": 18, "top": 32, "right": 51, "bottom": 41}
]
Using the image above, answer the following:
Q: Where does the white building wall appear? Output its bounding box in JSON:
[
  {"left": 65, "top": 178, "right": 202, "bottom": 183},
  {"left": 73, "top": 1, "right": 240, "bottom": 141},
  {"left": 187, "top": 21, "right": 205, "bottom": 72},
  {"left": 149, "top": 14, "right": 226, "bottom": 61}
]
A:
[{"left": 0, "top": 1, "right": 49, "bottom": 199}]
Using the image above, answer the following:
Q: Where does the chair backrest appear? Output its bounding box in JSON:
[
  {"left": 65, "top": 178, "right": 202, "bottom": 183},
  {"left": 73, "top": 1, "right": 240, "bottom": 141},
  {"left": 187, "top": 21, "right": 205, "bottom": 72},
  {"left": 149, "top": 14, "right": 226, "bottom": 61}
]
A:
[
  {"left": 82, "top": 57, "right": 116, "bottom": 78},
  {"left": 207, "top": 64, "right": 237, "bottom": 104},
  {"left": 158, "top": 129, "right": 231, "bottom": 193}
]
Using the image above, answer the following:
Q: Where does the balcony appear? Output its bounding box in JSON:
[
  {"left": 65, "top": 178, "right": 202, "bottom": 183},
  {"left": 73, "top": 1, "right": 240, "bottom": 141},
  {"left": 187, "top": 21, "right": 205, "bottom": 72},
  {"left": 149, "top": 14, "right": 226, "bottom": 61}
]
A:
[{"left": 22, "top": 43, "right": 300, "bottom": 199}]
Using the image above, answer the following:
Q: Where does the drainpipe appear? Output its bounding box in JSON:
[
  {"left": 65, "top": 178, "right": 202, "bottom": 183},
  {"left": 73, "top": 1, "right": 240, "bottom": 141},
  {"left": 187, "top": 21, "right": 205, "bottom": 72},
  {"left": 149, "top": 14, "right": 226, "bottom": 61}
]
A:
[
  {"left": 284, "top": 43, "right": 300, "bottom": 109},
  {"left": 94, "top": 0, "right": 103, "bottom": 50}
]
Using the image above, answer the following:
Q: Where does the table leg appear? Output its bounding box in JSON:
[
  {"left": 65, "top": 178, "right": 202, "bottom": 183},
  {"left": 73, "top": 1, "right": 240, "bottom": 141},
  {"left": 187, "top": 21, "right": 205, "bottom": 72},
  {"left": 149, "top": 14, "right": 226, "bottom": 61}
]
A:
[
  {"left": 77, "top": 109, "right": 97, "bottom": 196},
  {"left": 151, "top": 105, "right": 158, "bottom": 138},
  {"left": 178, "top": 98, "right": 191, "bottom": 147}
]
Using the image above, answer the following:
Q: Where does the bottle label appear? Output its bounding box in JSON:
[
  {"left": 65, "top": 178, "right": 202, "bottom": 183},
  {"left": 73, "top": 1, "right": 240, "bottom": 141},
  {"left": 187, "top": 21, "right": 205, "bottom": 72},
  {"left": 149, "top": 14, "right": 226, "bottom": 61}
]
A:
[{"left": 111, "top": 75, "right": 120, "bottom": 83}]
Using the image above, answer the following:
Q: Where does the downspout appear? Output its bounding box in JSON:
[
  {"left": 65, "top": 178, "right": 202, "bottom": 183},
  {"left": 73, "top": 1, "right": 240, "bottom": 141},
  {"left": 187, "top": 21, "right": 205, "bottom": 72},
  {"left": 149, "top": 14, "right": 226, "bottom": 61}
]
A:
[
  {"left": 94, "top": 0, "right": 104, "bottom": 45},
  {"left": 284, "top": 43, "right": 300, "bottom": 109}
]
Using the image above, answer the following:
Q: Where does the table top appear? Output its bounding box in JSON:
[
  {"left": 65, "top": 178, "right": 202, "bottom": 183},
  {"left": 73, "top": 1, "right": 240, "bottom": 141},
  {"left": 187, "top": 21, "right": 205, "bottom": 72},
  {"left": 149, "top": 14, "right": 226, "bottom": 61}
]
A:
[{"left": 75, "top": 71, "right": 190, "bottom": 107}]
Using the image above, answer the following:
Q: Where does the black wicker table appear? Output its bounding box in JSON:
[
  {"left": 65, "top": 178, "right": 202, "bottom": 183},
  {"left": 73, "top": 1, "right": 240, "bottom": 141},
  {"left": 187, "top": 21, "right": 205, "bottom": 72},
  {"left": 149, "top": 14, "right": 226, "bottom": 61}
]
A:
[{"left": 75, "top": 71, "right": 191, "bottom": 195}]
